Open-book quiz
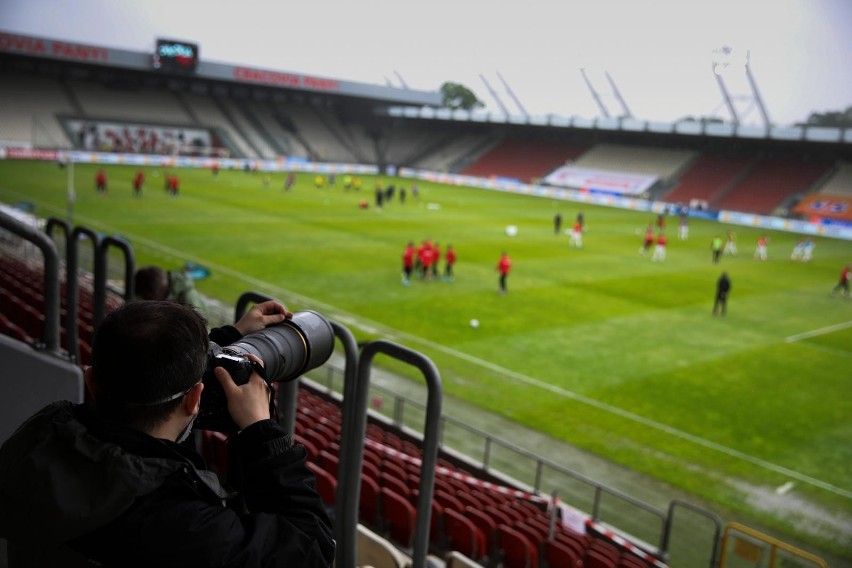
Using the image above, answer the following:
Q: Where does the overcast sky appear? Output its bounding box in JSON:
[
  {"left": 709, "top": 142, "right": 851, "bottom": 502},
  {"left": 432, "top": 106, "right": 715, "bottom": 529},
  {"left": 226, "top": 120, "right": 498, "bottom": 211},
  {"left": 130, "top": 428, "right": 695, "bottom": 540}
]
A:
[{"left": 2, "top": 0, "right": 851, "bottom": 126}]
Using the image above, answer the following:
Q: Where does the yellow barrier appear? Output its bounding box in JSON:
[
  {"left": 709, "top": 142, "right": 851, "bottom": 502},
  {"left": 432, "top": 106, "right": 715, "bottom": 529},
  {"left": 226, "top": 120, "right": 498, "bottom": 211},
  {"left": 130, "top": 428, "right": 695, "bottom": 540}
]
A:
[{"left": 719, "top": 522, "right": 828, "bottom": 568}]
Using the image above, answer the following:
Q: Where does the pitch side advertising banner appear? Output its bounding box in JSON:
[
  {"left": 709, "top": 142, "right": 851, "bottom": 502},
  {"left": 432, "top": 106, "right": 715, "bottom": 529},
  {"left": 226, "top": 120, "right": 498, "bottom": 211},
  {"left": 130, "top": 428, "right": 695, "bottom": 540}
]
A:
[
  {"left": 543, "top": 166, "right": 659, "bottom": 196},
  {"left": 792, "top": 194, "right": 852, "bottom": 222}
]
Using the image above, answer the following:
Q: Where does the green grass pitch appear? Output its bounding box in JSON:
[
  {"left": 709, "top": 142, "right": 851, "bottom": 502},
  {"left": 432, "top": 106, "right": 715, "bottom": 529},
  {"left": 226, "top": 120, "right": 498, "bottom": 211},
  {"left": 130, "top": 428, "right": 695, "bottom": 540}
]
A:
[{"left": 1, "top": 160, "right": 851, "bottom": 555}]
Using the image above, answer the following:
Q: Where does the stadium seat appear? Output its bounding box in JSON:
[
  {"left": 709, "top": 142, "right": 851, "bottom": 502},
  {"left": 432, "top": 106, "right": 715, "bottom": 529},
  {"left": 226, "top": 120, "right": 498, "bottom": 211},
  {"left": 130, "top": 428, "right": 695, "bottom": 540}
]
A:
[
  {"left": 318, "top": 449, "right": 339, "bottom": 478},
  {"left": 589, "top": 539, "right": 620, "bottom": 564},
  {"left": 497, "top": 524, "right": 538, "bottom": 568},
  {"left": 356, "top": 524, "right": 412, "bottom": 568},
  {"left": 306, "top": 462, "right": 337, "bottom": 505},
  {"left": 380, "top": 487, "right": 416, "bottom": 548},
  {"left": 584, "top": 548, "right": 618, "bottom": 568},
  {"left": 380, "top": 470, "right": 411, "bottom": 499},
  {"left": 546, "top": 539, "right": 582, "bottom": 568},
  {"left": 293, "top": 433, "right": 319, "bottom": 461},
  {"left": 465, "top": 506, "right": 499, "bottom": 560},
  {"left": 359, "top": 471, "right": 381, "bottom": 527},
  {"left": 0, "top": 312, "right": 31, "bottom": 343},
  {"left": 443, "top": 507, "right": 487, "bottom": 561},
  {"left": 434, "top": 489, "right": 465, "bottom": 514},
  {"left": 619, "top": 554, "right": 651, "bottom": 568}
]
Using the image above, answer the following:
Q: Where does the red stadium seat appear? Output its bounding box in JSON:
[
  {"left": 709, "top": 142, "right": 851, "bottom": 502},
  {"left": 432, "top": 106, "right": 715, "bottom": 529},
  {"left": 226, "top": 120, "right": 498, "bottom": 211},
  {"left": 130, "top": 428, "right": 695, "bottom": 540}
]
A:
[
  {"left": 497, "top": 524, "right": 538, "bottom": 568},
  {"left": 443, "top": 507, "right": 487, "bottom": 561},
  {"left": 359, "top": 471, "right": 381, "bottom": 527},
  {"left": 380, "top": 487, "right": 416, "bottom": 548},
  {"left": 546, "top": 539, "right": 582, "bottom": 568},
  {"left": 307, "top": 461, "right": 337, "bottom": 506},
  {"left": 584, "top": 548, "right": 618, "bottom": 568},
  {"left": 466, "top": 505, "right": 499, "bottom": 560}
]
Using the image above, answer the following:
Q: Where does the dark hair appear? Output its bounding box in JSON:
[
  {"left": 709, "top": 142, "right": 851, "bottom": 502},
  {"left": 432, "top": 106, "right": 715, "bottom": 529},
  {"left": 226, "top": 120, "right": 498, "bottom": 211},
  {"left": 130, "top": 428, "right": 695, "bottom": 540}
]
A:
[
  {"left": 91, "top": 300, "right": 209, "bottom": 432},
  {"left": 134, "top": 266, "right": 169, "bottom": 301}
]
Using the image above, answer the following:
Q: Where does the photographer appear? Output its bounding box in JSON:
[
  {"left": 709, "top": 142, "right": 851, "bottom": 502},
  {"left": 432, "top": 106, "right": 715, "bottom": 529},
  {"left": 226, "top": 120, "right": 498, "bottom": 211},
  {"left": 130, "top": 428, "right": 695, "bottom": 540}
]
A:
[{"left": 0, "top": 301, "right": 335, "bottom": 567}]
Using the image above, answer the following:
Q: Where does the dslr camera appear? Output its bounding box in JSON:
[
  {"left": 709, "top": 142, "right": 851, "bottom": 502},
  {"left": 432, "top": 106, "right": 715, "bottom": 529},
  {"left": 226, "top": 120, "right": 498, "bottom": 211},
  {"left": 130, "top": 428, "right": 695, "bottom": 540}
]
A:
[{"left": 195, "top": 310, "right": 334, "bottom": 432}]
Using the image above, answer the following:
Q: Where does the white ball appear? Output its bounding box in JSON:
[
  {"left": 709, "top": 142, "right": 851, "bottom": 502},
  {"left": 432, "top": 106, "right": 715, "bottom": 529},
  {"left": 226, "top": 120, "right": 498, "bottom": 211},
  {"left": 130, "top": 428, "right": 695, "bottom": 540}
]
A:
[
  {"left": 469, "top": 318, "right": 480, "bottom": 328},
  {"left": 505, "top": 225, "right": 517, "bottom": 237}
]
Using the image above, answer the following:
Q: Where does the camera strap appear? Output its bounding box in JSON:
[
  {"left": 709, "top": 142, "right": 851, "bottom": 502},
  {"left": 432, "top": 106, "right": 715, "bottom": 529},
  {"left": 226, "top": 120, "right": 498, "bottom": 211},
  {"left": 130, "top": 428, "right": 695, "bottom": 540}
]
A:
[{"left": 250, "top": 360, "right": 278, "bottom": 424}]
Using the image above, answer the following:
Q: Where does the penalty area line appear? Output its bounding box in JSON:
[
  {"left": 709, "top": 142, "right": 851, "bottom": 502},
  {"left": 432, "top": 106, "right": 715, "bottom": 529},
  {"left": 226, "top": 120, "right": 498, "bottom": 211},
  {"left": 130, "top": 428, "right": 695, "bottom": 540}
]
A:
[{"left": 786, "top": 320, "right": 852, "bottom": 343}]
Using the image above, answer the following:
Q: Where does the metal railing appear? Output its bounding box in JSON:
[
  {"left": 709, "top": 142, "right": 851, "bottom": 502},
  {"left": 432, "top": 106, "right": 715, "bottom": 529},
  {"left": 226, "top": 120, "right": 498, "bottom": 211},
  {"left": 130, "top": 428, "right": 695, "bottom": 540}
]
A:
[{"left": 308, "top": 359, "right": 724, "bottom": 567}]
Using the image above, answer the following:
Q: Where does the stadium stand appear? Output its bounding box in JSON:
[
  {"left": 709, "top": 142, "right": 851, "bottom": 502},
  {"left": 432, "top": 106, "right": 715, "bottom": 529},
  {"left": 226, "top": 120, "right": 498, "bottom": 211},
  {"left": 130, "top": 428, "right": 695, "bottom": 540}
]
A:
[
  {"left": 179, "top": 92, "right": 256, "bottom": 158},
  {"left": 415, "top": 132, "right": 493, "bottom": 173},
  {"left": 0, "top": 73, "right": 74, "bottom": 147},
  {"left": 461, "top": 137, "right": 589, "bottom": 182},
  {"left": 713, "top": 157, "right": 832, "bottom": 215},
  {"left": 816, "top": 161, "right": 852, "bottom": 196},
  {"left": 570, "top": 143, "right": 698, "bottom": 179},
  {"left": 213, "top": 96, "right": 279, "bottom": 159},
  {"left": 662, "top": 153, "right": 754, "bottom": 206},
  {"left": 277, "top": 103, "right": 360, "bottom": 163},
  {"left": 70, "top": 79, "right": 192, "bottom": 124}
]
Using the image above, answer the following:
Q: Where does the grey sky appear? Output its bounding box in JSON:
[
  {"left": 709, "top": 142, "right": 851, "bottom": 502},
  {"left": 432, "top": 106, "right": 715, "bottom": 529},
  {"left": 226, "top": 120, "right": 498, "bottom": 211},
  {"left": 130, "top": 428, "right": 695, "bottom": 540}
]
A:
[{"left": 2, "top": 0, "right": 850, "bottom": 126}]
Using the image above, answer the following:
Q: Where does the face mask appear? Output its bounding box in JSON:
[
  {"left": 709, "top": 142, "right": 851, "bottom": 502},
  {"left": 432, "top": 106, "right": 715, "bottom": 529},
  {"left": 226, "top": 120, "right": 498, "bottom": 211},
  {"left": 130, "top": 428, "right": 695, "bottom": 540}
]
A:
[{"left": 176, "top": 413, "right": 197, "bottom": 444}]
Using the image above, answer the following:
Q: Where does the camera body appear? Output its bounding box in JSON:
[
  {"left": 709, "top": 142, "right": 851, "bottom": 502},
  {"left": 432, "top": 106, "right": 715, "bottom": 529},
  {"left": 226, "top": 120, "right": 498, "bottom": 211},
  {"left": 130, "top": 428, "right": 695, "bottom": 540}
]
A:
[{"left": 194, "top": 310, "right": 334, "bottom": 433}]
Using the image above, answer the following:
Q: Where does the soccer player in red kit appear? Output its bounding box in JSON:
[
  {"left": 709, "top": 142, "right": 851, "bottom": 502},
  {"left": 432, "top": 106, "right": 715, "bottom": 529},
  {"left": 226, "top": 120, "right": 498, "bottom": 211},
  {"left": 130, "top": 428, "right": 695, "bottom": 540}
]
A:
[
  {"left": 831, "top": 264, "right": 850, "bottom": 298},
  {"left": 95, "top": 169, "right": 107, "bottom": 193},
  {"left": 444, "top": 245, "right": 457, "bottom": 281},
  {"left": 639, "top": 224, "right": 654, "bottom": 255},
  {"left": 133, "top": 170, "right": 145, "bottom": 197},
  {"left": 402, "top": 242, "right": 415, "bottom": 285},
  {"left": 754, "top": 235, "right": 768, "bottom": 261},
  {"left": 652, "top": 232, "right": 667, "bottom": 262},
  {"left": 496, "top": 251, "right": 512, "bottom": 295}
]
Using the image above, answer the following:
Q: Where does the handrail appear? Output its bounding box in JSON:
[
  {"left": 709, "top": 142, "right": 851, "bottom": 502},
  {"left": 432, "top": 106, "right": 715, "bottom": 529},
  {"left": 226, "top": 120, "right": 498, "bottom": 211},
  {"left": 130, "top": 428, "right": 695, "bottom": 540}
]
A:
[
  {"left": 329, "top": 321, "right": 360, "bottom": 568},
  {"left": 93, "top": 235, "right": 135, "bottom": 327},
  {"left": 356, "top": 340, "right": 442, "bottom": 568},
  {"left": 663, "top": 499, "right": 722, "bottom": 568},
  {"left": 0, "top": 211, "right": 61, "bottom": 353},
  {"left": 46, "top": 217, "right": 75, "bottom": 360}
]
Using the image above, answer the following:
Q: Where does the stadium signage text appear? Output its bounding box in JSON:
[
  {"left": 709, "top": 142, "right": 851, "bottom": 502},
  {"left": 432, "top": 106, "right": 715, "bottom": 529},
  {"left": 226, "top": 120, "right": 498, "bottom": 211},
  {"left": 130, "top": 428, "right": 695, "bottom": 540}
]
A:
[
  {"left": 233, "top": 66, "right": 340, "bottom": 91},
  {"left": 0, "top": 32, "right": 108, "bottom": 63}
]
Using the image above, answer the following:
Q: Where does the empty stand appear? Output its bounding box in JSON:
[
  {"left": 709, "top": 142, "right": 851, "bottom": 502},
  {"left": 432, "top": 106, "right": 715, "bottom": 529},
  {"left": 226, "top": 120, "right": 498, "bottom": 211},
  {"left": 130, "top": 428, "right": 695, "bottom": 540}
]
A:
[
  {"left": 714, "top": 158, "right": 831, "bottom": 215},
  {"left": 572, "top": 143, "right": 697, "bottom": 179},
  {"left": 664, "top": 153, "right": 753, "bottom": 205},
  {"left": 462, "top": 138, "right": 588, "bottom": 182}
]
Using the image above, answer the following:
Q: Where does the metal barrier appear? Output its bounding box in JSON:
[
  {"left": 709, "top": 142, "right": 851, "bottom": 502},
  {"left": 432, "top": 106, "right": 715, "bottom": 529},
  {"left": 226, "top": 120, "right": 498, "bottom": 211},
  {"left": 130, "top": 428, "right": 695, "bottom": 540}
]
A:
[
  {"left": 1, "top": 210, "right": 61, "bottom": 353},
  {"left": 356, "top": 340, "right": 443, "bottom": 568},
  {"left": 719, "top": 523, "right": 828, "bottom": 568},
  {"left": 93, "top": 235, "right": 135, "bottom": 327}
]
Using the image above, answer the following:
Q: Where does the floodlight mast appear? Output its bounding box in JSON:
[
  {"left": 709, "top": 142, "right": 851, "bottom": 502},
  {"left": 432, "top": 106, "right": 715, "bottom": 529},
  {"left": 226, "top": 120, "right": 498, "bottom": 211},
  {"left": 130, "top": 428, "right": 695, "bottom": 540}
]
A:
[
  {"left": 496, "top": 71, "right": 529, "bottom": 118},
  {"left": 711, "top": 46, "right": 771, "bottom": 128},
  {"left": 479, "top": 73, "right": 510, "bottom": 116},
  {"left": 605, "top": 71, "right": 633, "bottom": 119},
  {"left": 744, "top": 51, "right": 771, "bottom": 127},
  {"left": 580, "top": 68, "right": 610, "bottom": 118}
]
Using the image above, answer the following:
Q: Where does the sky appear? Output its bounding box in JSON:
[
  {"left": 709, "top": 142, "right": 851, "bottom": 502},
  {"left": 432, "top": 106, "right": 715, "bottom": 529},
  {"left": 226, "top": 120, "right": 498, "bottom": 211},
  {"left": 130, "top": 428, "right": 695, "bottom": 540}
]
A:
[{"left": 1, "top": 0, "right": 851, "bottom": 127}]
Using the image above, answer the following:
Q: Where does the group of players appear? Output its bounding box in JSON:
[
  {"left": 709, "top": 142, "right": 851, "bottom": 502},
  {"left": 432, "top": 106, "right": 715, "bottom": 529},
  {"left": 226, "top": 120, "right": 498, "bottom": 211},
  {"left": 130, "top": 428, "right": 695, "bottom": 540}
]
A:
[
  {"left": 401, "top": 240, "right": 456, "bottom": 285},
  {"left": 94, "top": 169, "right": 180, "bottom": 197}
]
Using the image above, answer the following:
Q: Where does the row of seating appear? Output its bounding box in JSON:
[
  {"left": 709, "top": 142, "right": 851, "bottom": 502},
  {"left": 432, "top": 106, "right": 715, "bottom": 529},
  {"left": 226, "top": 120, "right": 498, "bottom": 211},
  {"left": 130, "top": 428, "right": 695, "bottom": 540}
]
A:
[{"left": 290, "top": 386, "right": 663, "bottom": 568}]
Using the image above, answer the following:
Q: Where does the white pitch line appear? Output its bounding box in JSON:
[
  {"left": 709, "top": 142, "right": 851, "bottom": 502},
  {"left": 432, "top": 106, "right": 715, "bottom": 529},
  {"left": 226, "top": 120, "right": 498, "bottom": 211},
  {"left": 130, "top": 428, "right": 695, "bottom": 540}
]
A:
[
  {"left": 26, "top": 206, "right": 852, "bottom": 501},
  {"left": 786, "top": 320, "right": 852, "bottom": 343}
]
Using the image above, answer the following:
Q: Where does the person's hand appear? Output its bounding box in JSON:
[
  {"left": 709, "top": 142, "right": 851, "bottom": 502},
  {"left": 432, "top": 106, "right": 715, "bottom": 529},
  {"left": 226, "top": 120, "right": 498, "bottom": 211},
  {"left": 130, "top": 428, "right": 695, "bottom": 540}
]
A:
[
  {"left": 214, "top": 354, "right": 272, "bottom": 430},
  {"left": 233, "top": 300, "right": 292, "bottom": 336}
]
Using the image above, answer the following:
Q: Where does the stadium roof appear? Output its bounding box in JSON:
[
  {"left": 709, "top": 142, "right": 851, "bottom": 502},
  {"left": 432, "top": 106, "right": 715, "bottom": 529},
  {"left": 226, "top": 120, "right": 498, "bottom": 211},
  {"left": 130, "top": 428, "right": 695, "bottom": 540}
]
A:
[{"left": 0, "top": 30, "right": 443, "bottom": 107}]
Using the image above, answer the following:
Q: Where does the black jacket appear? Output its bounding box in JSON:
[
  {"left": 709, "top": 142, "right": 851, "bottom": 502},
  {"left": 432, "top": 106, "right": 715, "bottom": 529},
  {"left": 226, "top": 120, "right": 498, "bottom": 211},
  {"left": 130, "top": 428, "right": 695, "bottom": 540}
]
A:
[{"left": 0, "top": 401, "right": 335, "bottom": 567}]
